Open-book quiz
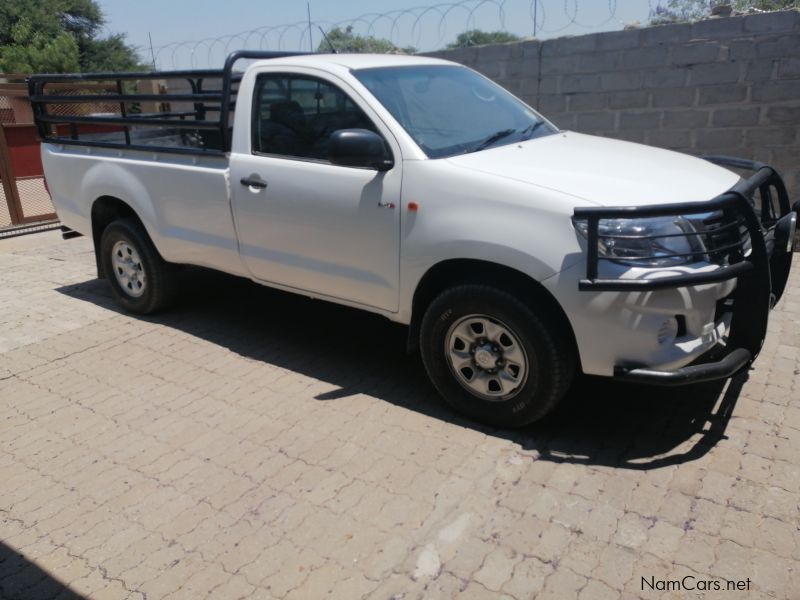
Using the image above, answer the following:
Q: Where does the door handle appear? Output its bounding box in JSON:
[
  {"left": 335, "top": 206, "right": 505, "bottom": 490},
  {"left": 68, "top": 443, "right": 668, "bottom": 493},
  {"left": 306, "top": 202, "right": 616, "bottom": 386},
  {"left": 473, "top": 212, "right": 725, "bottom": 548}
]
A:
[{"left": 240, "top": 176, "right": 268, "bottom": 189}]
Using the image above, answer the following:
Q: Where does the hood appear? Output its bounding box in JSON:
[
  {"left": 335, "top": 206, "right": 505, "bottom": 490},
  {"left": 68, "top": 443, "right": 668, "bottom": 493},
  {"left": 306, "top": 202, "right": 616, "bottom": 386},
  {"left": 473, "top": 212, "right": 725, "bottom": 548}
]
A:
[{"left": 445, "top": 131, "right": 740, "bottom": 207}]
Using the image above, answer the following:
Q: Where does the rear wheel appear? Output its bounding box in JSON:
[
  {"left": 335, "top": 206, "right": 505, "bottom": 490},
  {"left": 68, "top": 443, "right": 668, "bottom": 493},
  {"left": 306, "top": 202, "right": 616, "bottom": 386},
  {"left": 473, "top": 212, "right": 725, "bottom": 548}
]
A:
[
  {"left": 100, "top": 219, "right": 178, "bottom": 314},
  {"left": 420, "top": 284, "right": 575, "bottom": 427}
]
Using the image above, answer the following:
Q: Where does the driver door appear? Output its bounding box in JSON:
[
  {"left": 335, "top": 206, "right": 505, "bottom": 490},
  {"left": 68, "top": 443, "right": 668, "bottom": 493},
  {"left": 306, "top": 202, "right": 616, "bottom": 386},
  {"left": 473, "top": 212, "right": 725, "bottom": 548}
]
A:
[{"left": 230, "top": 71, "right": 401, "bottom": 312}]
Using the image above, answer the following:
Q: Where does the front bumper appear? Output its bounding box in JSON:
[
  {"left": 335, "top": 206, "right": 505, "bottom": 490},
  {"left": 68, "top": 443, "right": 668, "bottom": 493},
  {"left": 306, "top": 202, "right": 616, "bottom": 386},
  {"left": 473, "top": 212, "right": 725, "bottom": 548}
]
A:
[{"left": 573, "top": 157, "right": 796, "bottom": 385}]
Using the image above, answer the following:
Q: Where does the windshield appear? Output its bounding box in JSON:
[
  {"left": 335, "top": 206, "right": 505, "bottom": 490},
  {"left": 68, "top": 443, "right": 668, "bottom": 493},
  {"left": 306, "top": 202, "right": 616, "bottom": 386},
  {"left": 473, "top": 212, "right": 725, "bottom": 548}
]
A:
[{"left": 353, "top": 64, "right": 556, "bottom": 159}]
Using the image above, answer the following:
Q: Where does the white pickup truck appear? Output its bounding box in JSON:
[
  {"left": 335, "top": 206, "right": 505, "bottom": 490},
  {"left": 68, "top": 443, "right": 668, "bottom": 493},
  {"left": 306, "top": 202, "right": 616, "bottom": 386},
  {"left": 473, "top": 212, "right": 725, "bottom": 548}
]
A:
[{"left": 31, "top": 51, "right": 797, "bottom": 427}]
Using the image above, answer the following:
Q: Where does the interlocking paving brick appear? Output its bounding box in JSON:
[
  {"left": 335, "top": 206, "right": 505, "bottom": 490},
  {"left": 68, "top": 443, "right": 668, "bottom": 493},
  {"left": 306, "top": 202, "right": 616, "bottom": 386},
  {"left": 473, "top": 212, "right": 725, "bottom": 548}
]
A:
[{"left": 0, "top": 231, "right": 798, "bottom": 599}]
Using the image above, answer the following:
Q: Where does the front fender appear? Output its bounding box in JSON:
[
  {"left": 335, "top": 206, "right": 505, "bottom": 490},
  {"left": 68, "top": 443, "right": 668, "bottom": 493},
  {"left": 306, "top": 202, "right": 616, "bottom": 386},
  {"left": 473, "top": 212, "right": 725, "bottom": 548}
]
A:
[{"left": 397, "top": 159, "right": 586, "bottom": 322}]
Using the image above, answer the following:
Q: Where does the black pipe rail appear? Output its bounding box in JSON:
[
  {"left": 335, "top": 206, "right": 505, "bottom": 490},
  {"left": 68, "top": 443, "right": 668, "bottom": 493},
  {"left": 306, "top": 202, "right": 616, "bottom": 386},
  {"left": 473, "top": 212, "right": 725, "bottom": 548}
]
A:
[{"left": 28, "top": 51, "right": 311, "bottom": 156}]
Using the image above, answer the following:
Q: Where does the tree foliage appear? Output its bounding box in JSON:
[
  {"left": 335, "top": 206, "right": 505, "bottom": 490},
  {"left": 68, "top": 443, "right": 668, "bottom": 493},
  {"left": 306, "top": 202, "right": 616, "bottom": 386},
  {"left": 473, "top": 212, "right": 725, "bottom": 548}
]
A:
[
  {"left": 81, "top": 34, "right": 144, "bottom": 72},
  {"left": 446, "top": 30, "right": 522, "bottom": 49},
  {"left": 650, "top": 0, "right": 710, "bottom": 23},
  {"left": 317, "top": 26, "right": 415, "bottom": 54},
  {"left": 0, "top": 0, "right": 144, "bottom": 73},
  {"left": 734, "top": 0, "right": 799, "bottom": 8},
  {"left": 650, "top": 0, "right": 799, "bottom": 24}
]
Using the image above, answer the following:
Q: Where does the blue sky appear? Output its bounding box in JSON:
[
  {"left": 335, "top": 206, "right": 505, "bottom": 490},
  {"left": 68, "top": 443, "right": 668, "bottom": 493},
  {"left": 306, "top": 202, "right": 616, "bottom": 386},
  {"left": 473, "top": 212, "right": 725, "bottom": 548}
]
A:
[{"left": 98, "top": 0, "right": 655, "bottom": 69}]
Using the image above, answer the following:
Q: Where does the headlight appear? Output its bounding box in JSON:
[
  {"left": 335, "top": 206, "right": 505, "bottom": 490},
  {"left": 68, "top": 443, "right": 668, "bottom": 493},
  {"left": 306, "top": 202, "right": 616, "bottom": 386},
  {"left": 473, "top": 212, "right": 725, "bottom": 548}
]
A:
[{"left": 573, "top": 215, "right": 707, "bottom": 268}]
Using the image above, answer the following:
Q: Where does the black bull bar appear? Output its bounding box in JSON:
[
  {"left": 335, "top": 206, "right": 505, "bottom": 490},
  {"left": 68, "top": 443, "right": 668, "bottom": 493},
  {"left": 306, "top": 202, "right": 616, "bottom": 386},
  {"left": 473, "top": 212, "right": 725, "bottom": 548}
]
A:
[{"left": 572, "top": 156, "right": 797, "bottom": 386}]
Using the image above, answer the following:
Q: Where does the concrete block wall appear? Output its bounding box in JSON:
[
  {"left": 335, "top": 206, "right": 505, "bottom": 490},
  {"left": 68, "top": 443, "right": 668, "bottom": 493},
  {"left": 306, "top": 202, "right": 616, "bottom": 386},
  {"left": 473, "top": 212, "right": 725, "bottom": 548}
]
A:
[{"left": 425, "top": 10, "right": 800, "bottom": 197}]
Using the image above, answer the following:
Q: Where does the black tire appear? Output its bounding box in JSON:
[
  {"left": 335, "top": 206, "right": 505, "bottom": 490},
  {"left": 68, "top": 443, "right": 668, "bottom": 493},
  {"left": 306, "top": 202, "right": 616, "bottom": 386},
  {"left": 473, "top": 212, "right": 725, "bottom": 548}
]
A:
[
  {"left": 419, "top": 284, "right": 575, "bottom": 428},
  {"left": 99, "top": 218, "right": 178, "bottom": 314}
]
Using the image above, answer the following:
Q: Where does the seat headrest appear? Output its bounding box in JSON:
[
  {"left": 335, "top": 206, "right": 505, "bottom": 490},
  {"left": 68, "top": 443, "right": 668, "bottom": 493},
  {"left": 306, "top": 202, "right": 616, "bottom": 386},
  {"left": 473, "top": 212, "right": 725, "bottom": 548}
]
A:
[{"left": 270, "top": 101, "right": 305, "bottom": 131}]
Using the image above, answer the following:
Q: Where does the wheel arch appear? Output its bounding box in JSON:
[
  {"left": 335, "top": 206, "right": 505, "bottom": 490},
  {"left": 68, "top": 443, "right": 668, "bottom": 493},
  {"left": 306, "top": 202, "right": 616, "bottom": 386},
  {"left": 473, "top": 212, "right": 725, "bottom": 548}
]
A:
[
  {"left": 91, "top": 196, "right": 147, "bottom": 279},
  {"left": 408, "top": 259, "right": 579, "bottom": 367}
]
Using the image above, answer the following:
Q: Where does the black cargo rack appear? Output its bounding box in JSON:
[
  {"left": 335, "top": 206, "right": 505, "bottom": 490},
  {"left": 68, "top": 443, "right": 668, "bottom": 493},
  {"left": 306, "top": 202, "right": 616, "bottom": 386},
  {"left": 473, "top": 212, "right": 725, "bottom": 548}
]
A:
[{"left": 28, "top": 50, "right": 311, "bottom": 157}]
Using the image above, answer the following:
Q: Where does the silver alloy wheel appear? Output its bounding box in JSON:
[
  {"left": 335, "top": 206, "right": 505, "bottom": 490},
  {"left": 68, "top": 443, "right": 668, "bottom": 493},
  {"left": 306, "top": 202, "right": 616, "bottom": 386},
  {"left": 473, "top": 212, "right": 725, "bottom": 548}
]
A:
[
  {"left": 444, "top": 314, "right": 529, "bottom": 401},
  {"left": 111, "top": 240, "right": 146, "bottom": 298}
]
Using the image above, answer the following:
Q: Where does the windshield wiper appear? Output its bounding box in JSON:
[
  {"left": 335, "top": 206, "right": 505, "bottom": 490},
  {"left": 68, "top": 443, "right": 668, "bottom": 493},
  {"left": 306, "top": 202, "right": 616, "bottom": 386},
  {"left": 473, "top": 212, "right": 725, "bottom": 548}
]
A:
[
  {"left": 466, "top": 121, "right": 549, "bottom": 154},
  {"left": 467, "top": 128, "right": 516, "bottom": 153},
  {"left": 518, "top": 120, "right": 546, "bottom": 141}
]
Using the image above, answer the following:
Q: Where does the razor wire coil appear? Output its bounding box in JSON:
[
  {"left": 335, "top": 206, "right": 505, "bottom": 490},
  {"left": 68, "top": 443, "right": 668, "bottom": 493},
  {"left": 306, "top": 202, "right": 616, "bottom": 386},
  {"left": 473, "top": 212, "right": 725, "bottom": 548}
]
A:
[{"left": 149, "top": 0, "right": 682, "bottom": 70}]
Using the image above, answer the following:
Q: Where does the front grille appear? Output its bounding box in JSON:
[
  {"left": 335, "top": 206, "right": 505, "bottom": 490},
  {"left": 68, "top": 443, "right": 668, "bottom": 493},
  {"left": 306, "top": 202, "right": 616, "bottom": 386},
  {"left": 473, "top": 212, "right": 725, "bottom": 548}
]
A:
[{"left": 696, "top": 210, "right": 750, "bottom": 266}]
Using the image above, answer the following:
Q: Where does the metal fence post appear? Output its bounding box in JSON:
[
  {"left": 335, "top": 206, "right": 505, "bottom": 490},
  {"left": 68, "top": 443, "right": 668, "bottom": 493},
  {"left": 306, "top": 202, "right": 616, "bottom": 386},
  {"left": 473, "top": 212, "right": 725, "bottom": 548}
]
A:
[{"left": 0, "top": 124, "right": 24, "bottom": 226}]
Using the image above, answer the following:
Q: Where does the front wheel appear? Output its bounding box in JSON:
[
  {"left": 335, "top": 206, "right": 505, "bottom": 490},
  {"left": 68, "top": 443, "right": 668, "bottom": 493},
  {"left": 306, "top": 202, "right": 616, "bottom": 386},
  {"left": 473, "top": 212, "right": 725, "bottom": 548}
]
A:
[
  {"left": 419, "top": 284, "right": 575, "bottom": 427},
  {"left": 100, "top": 219, "right": 178, "bottom": 314}
]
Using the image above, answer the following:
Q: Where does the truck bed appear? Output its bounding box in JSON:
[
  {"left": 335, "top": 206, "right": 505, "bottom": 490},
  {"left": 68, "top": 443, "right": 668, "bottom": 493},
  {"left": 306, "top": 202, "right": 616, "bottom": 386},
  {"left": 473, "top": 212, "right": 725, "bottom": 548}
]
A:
[{"left": 40, "top": 141, "right": 242, "bottom": 276}]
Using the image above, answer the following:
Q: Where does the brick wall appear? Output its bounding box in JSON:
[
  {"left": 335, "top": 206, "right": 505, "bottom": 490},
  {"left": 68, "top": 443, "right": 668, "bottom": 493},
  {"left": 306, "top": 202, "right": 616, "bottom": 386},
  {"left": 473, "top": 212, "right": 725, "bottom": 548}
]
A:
[{"left": 425, "top": 10, "right": 800, "bottom": 198}]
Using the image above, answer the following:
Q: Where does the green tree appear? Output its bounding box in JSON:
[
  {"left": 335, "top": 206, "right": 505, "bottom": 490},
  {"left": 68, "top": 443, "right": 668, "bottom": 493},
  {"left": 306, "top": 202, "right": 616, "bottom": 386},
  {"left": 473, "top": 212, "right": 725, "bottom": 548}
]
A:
[
  {"left": 0, "top": 0, "right": 144, "bottom": 73},
  {"left": 317, "top": 25, "right": 415, "bottom": 54},
  {"left": 81, "top": 34, "right": 145, "bottom": 72},
  {"left": 650, "top": 0, "right": 709, "bottom": 23},
  {"left": 734, "top": 0, "right": 799, "bottom": 8},
  {"left": 446, "top": 30, "right": 522, "bottom": 49},
  {"left": 0, "top": 16, "right": 80, "bottom": 72},
  {"left": 650, "top": 0, "right": 798, "bottom": 24}
]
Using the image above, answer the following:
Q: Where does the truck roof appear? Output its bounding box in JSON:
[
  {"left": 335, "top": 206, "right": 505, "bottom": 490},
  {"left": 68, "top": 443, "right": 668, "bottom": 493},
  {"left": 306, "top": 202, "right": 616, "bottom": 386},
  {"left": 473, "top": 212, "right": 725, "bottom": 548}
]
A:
[{"left": 247, "top": 53, "right": 453, "bottom": 72}]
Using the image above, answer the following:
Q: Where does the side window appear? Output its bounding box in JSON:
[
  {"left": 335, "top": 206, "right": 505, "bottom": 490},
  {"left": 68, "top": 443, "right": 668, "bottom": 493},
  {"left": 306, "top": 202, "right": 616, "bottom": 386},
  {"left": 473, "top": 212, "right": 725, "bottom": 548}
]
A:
[{"left": 252, "top": 74, "right": 380, "bottom": 161}]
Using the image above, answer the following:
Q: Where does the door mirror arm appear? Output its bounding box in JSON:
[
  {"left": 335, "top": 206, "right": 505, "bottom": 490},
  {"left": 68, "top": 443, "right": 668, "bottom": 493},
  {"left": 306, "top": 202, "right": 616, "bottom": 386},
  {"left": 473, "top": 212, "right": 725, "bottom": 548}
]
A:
[{"left": 374, "top": 158, "right": 394, "bottom": 172}]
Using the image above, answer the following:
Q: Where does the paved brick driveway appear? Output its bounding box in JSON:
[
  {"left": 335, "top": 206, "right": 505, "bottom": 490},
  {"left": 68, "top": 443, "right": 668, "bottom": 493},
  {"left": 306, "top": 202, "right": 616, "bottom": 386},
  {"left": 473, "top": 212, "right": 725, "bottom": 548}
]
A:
[{"left": 1, "top": 231, "right": 798, "bottom": 599}]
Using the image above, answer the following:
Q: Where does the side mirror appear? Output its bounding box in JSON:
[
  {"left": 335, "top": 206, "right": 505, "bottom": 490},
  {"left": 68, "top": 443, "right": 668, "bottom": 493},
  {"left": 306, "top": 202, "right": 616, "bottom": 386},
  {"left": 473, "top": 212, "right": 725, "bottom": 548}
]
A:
[{"left": 329, "top": 129, "right": 394, "bottom": 171}]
